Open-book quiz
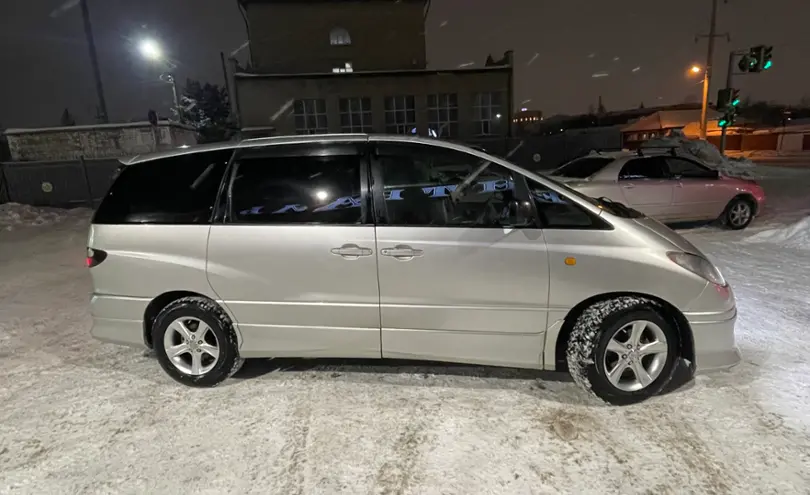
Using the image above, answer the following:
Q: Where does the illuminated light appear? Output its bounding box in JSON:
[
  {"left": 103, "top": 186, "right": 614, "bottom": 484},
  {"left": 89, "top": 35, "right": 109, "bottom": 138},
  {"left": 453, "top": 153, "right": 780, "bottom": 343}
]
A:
[
  {"left": 495, "top": 113, "right": 502, "bottom": 119},
  {"left": 564, "top": 257, "right": 577, "bottom": 266},
  {"left": 764, "top": 60, "right": 772, "bottom": 70},
  {"left": 690, "top": 65, "right": 702, "bottom": 74},
  {"left": 315, "top": 190, "right": 329, "bottom": 201},
  {"left": 520, "top": 107, "right": 528, "bottom": 111},
  {"left": 139, "top": 39, "right": 163, "bottom": 61}
]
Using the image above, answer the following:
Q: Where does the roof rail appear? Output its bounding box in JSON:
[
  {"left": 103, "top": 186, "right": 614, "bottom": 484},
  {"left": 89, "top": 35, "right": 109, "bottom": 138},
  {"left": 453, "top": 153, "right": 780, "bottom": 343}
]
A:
[{"left": 635, "top": 144, "right": 680, "bottom": 157}]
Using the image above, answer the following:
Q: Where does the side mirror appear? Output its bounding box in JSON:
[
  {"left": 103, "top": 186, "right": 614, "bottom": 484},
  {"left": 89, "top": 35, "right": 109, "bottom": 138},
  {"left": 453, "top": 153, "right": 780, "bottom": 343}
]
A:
[{"left": 505, "top": 200, "right": 535, "bottom": 227}]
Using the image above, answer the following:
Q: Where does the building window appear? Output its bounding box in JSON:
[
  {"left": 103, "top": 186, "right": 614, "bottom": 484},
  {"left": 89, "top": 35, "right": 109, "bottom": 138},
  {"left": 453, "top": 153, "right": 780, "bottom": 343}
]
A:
[
  {"left": 384, "top": 96, "right": 417, "bottom": 135},
  {"left": 339, "top": 97, "right": 372, "bottom": 133},
  {"left": 332, "top": 62, "right": 354, "bottom": 73},
  {"left": 473, "top": 92, "right": 504, "bottom": 135},
  {"left": 427, "top": 93, "right": 458, "bottom": 138},
  {"left": 293, "top": 99, "right": 328, "bottom": 134},
  {"left": 330, "top": 27, "right": 351, "bottom": 46}
]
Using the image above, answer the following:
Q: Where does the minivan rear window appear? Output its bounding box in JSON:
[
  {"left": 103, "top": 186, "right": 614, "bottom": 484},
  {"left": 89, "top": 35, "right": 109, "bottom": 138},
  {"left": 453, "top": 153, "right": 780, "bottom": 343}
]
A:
[
  {"left": 93, "top": 149, "right": 232, "bottom": 225},
  {"left": 551, "top": 157, "right": 613, "bottom": 178}
]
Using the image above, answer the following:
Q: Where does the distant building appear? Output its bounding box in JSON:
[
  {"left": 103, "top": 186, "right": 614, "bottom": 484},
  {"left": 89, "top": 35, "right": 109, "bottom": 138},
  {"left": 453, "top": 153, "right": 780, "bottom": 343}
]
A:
[
  {"left": 512, "top": 109, "right": 543, "bottom": 135},
  {"left": 621, "top": 109, "right": 722, "bottom": 148},
  {"left": 233, "top": 0, "right": 513, "bottom": 142},
  {"left": 2, "top": 121, "right": 197, "bottom": 162}
]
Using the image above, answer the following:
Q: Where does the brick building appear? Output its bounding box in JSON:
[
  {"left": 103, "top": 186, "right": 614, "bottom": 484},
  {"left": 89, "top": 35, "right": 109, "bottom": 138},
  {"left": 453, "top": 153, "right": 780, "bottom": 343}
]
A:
[{"left": 233, "top": 0, "right": 513, "bottom": 141}]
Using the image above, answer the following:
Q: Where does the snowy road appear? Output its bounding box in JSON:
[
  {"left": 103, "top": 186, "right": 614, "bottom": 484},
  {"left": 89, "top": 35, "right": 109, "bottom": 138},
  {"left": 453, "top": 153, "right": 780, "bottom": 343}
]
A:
[{"left": 1, "top": 168, "right": 810, "bottom": 494}]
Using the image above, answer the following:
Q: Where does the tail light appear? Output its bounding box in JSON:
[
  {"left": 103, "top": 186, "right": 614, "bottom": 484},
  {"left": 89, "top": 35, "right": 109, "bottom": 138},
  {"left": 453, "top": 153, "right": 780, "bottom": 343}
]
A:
[{"left": 86, "top": 248, "right": 107, "bottom": 268}]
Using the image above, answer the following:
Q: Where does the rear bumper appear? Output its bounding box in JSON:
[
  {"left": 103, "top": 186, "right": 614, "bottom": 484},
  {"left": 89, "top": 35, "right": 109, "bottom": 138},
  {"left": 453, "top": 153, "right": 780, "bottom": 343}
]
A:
[
  {"left": 90, "top": 294, "right": 149, "bottom": 349},
  {"left": 685, "top": 306, "right": 741, "bottom": 373}
]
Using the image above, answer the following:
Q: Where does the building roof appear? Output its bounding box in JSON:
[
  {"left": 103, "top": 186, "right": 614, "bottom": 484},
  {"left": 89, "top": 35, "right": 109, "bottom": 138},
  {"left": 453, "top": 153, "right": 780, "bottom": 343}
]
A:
[
  {"left": 235, "top": 65, "right": 511, "bottom": 81},
  {"left": 622, "top": 109, "right": 722, "bottom": 133}
]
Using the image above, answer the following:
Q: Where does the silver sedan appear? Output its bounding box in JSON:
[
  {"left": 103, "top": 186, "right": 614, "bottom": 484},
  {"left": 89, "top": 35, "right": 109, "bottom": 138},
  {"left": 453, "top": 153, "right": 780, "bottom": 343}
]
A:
[{"left": 549, "top": 151, "right": 766, "bottom": 229}]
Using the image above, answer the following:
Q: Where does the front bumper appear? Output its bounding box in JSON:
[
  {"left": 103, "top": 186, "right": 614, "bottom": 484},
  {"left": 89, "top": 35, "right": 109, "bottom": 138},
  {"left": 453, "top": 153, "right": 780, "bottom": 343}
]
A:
[{"left": 684, "top": 283, "right": 741, "bottom": 373}]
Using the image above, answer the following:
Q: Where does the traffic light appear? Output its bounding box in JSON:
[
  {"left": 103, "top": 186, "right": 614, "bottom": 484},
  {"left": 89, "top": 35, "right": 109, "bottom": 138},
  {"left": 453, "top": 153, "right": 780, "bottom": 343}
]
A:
[
  {"left": 762, "top": 46, "right": 773, "bottom": 70},
  {"left": 737, "top": 45, "right": 773, "bottom": 73},
  {"left": 717, "top": 88, "right": 741, "bottom": 110}
]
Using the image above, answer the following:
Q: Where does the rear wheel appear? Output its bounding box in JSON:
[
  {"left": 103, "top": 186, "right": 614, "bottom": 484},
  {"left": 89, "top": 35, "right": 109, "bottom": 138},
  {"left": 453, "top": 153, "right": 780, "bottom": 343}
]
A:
[
  {"left": 723, "top": 197, "right": 754, "bottom": 230},
  {"left": 152, "top": 296, "right": 243, "bottom": 387},
  {"left": 566, "top": 297, "right": 679, "bottom": 405}
]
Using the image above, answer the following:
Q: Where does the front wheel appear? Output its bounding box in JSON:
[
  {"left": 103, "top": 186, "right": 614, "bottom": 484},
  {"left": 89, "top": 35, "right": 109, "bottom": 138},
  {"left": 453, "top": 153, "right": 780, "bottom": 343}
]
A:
[
  {"left": 723, "top": 197, "right": 755, "bottom": 230},
  {"left": 152, "top": 296, "right": 243, "bottom": 387},
  {"left": 566, "top": 297, "right": 680, "bottom": 405}
]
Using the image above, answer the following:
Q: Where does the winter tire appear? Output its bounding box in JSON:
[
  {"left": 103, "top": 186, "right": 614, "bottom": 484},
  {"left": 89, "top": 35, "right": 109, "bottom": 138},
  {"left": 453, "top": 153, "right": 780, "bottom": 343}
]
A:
[
  {"left": 152, "top": 296, "right": 243, "bottom": 387},
  {"left": 566, "top": 297, "right": 679, "bottom": 405},
  {"left": 722, "top": 197, "right": 754, "bottom": 230}
]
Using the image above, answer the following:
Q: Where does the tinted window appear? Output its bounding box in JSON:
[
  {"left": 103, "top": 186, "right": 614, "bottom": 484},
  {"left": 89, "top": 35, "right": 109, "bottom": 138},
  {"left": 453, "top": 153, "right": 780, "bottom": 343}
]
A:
[
  {"left": 93, "top": 150, "right": 232, "bottom": 224},
  {"left": 377, "top": 144, "right": 526, "bottom": 227},
  {"left": 526, "top": 178, "right": 604, "bottom": 229},
  {"left": 665, "top": 157, "right": 717, "bottom": 179},
  {"left": 230, "top": 148, "right": 363, "bottom": 225},
  {"left": 551, "top": 157, "right": 613, "bottom": 178},
  {"left": 618, "top": 157, "right": 671, "bottom": 180}
]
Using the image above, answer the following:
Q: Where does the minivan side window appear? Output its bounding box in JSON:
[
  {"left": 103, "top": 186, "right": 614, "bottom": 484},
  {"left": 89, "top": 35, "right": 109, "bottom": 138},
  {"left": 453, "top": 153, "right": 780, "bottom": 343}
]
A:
[
  {"left": 618, "top": 157, "right": 671, "bottom": 180},
  {"left": 93, "top": 149, "right": 233, "bottom": 225},
  {"left": 526, "top": 178, "right": 604, "bottom": 229},
  {"left": 229, "top": 149, "right": 364, "bottom": 225},
  {"left": 376, "top": 144, "right": 526, "bottom": 227}
]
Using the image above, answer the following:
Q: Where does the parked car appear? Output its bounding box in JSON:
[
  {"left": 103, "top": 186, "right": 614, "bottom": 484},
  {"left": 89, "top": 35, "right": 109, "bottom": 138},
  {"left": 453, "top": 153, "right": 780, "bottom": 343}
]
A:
[
  {"left": 549, "top": 150, "right": 766, "bottom": 229},
  {"left": 87, "top": 135, "right": 739, "bottom": 405}
]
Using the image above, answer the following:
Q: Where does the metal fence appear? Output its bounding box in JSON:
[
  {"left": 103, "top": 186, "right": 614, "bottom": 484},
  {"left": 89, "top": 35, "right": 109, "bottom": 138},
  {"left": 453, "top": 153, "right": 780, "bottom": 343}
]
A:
[{"left": 0, "top": 158, "right": 121, "bottom": 208}]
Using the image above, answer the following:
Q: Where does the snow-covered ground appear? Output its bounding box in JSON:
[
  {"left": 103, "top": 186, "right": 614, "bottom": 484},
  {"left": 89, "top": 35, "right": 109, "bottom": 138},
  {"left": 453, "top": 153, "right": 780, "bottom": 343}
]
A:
[{"left": 1, "top": 167, "right": 810, "bottom": 494}]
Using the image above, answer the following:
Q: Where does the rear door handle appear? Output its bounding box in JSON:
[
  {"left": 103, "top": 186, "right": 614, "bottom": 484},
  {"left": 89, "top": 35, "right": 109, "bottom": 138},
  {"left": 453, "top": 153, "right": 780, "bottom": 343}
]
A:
[
  {"left": 380, "top": 245, "right": 424, "bottom": 260},
  {"left": 622, "top": 184, "right": 635, "bottom": 189},
  {"left": 330, "top": 244, "right": 373, "bottom": 259}
]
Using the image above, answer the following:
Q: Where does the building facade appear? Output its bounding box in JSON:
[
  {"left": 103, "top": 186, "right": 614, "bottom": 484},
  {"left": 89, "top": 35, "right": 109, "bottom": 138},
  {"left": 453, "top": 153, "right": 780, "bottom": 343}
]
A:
[{"left": 234, "top": 0, "right": 513, "bottom": 141}]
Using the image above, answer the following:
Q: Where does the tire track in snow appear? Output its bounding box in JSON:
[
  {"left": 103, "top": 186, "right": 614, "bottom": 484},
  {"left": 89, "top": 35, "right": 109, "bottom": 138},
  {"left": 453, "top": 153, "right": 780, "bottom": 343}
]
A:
[
  {"left": 375, "top": 403, "right": 432, "bottom": 495},
  {"left": 275, "top": 394, "right": 313, "bottom": 495}
]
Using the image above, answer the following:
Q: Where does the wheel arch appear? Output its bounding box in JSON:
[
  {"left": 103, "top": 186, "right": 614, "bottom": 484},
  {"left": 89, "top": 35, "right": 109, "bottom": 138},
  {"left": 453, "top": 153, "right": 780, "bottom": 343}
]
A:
[
  {"left": 552, "top": 291, "right": 695, "bottom": 371},
  {"left": 143, "top": 291, "right": 215, "bottom": 348}
]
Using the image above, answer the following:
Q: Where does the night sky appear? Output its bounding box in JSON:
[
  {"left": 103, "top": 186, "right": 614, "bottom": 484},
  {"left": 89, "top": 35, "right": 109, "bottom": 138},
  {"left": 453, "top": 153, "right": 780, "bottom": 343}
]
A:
[{"left": 1, "top": 0, "right": 807, "bottom": 128}]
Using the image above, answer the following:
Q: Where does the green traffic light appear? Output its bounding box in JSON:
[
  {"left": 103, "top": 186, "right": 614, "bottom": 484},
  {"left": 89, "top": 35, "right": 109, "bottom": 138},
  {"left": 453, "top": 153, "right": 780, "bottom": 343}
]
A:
[
  {"left": 719, "top": 119, "right": 728, "bottom": 127},
  {"left": 732, "top": 98, "right": 740, "bottom": 106},
  {"left": 764, "top": 60, "right": 772, "bottom": 70}
]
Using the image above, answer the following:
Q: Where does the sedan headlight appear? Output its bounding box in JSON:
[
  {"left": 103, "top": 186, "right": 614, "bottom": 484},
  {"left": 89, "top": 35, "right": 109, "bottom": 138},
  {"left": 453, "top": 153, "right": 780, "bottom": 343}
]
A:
[{"left": 667, "top": 252, "right": 727, "bottom": 287}]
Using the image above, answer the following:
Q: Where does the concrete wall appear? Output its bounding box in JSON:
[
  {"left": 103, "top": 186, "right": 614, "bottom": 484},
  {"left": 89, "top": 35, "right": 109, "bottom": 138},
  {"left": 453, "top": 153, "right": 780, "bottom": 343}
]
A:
[
  {"left": 245, "top": 0, "right": 426, "bottom": 73},
  {"left": 1, "top": 158, "right": 121, "bottom": 207},
  {"left": 4, "top": 122, "right": 197, "bottom": 162},
  {"left": 236, "top": 69, "right": 511, "bottom": 140}
]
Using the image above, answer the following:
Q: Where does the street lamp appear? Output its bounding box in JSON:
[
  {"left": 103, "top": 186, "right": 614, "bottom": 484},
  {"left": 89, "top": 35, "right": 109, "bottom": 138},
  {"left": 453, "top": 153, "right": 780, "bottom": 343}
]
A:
[
  {"left": 690, "top": 65, "right": 703, "bottom": 75},
  {"left": 138, "top": 38, "right": 180, "bottom": 119}
]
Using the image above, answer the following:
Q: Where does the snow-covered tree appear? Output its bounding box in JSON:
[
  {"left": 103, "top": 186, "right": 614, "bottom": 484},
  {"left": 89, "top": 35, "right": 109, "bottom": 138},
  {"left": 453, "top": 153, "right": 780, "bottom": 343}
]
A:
[{"left": 174, "top": 79, "right": 233, "bottom": 143}]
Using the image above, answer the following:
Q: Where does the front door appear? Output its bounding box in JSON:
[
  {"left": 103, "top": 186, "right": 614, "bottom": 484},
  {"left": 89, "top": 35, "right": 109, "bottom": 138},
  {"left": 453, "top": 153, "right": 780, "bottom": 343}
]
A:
[
  {"left": 206, "top": 141, "right": 382, "bottom": 358},
  {"left": 617, "top": 156, "right": 675, "bottom": 219},
  {"left": 369, "top": 140, "right": 550, "bottom": 369}
]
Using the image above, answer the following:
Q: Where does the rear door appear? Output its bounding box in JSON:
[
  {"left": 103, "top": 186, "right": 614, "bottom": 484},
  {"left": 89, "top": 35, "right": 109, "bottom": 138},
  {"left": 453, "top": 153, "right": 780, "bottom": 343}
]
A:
[
  {"left": 205, "top": 140, "right": 382, "bottom": 359},
  {"left": 664, "top": 156, "right": 725, "bottom": 220},
  {"left": 369, "top": 140, "right": 551, "bottom": 369},
  {"left": 617, "top": 156, "right": 675, "bottom": 219}
]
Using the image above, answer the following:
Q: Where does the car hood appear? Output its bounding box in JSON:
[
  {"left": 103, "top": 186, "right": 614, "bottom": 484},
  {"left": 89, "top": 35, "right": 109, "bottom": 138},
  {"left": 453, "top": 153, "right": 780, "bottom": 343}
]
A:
[{"left": 632, "top": 217, "right": 702, "bottom": 255}]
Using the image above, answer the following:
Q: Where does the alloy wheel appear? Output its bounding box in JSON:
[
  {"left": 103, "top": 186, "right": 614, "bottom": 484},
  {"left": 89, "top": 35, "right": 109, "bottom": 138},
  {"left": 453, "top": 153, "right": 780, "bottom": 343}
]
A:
[
  {"left": 162, "top": 317, "right": 220, "bottom": 376},
  {"left": 729, "top": 202, "right": 752, "bottom": 227},
  {"left": 602, "top": 320, "right": 668, "bottom": 392}
]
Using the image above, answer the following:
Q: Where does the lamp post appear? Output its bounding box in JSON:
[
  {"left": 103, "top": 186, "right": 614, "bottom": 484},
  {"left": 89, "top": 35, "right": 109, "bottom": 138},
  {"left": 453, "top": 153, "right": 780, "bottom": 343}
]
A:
[{"left": 139, "top": 39, "right": 180, "bottom": 119}]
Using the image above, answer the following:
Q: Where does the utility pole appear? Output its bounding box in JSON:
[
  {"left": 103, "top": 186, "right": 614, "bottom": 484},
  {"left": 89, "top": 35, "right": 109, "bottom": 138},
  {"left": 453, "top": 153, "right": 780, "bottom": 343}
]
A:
[
  {"left": 79, "top": 0, "right": 108, "bottom": 123},
  {"left": 697, "top": 0, "right": 729, "bottom": 140},
  {"left": 719, "top": 50, "right": 737, "bottom": 154}
]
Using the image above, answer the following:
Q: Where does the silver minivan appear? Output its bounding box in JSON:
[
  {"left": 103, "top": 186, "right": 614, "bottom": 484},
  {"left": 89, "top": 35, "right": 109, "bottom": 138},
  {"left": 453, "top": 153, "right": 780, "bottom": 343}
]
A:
[{"left": 87, "top": 135, "right": 740, "bottom": 405}]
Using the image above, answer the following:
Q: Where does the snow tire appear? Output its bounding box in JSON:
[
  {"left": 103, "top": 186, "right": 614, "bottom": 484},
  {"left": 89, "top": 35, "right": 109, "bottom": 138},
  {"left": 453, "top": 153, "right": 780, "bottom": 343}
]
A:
[
  {"left": 566, "top": 297, "right": 679, "bottom": 405},
  {"left": 152, "top": 296, "right": 244, "bottom": 387}
]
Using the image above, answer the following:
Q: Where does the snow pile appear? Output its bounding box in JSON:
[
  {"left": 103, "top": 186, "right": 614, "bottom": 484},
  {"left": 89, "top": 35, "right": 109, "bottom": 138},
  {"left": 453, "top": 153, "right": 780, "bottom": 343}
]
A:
[
  {"left": 0, "top": 202, "right": 89, "bottom": 231},
  {"left": 645, "top": 129, "right": 758, "bottom": 178},
  {"left": 743, "top": 216, "right": 810, "bottom": 251}
]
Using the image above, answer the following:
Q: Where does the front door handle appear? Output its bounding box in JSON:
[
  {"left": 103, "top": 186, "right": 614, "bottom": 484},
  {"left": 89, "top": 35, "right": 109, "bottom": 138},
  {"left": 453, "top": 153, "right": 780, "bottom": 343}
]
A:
[
  {"left": 330, "top": 244, "right": 373, "bottom": 259},
  {"left": 380, "top": 244, "right": 424, "bottom": 261}
]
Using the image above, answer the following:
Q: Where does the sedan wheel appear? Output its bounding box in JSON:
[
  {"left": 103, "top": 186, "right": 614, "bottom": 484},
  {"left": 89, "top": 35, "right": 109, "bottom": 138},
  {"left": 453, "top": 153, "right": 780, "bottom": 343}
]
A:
[{"left": 724, "top": 198, "right": 754, "bottom": 230}]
